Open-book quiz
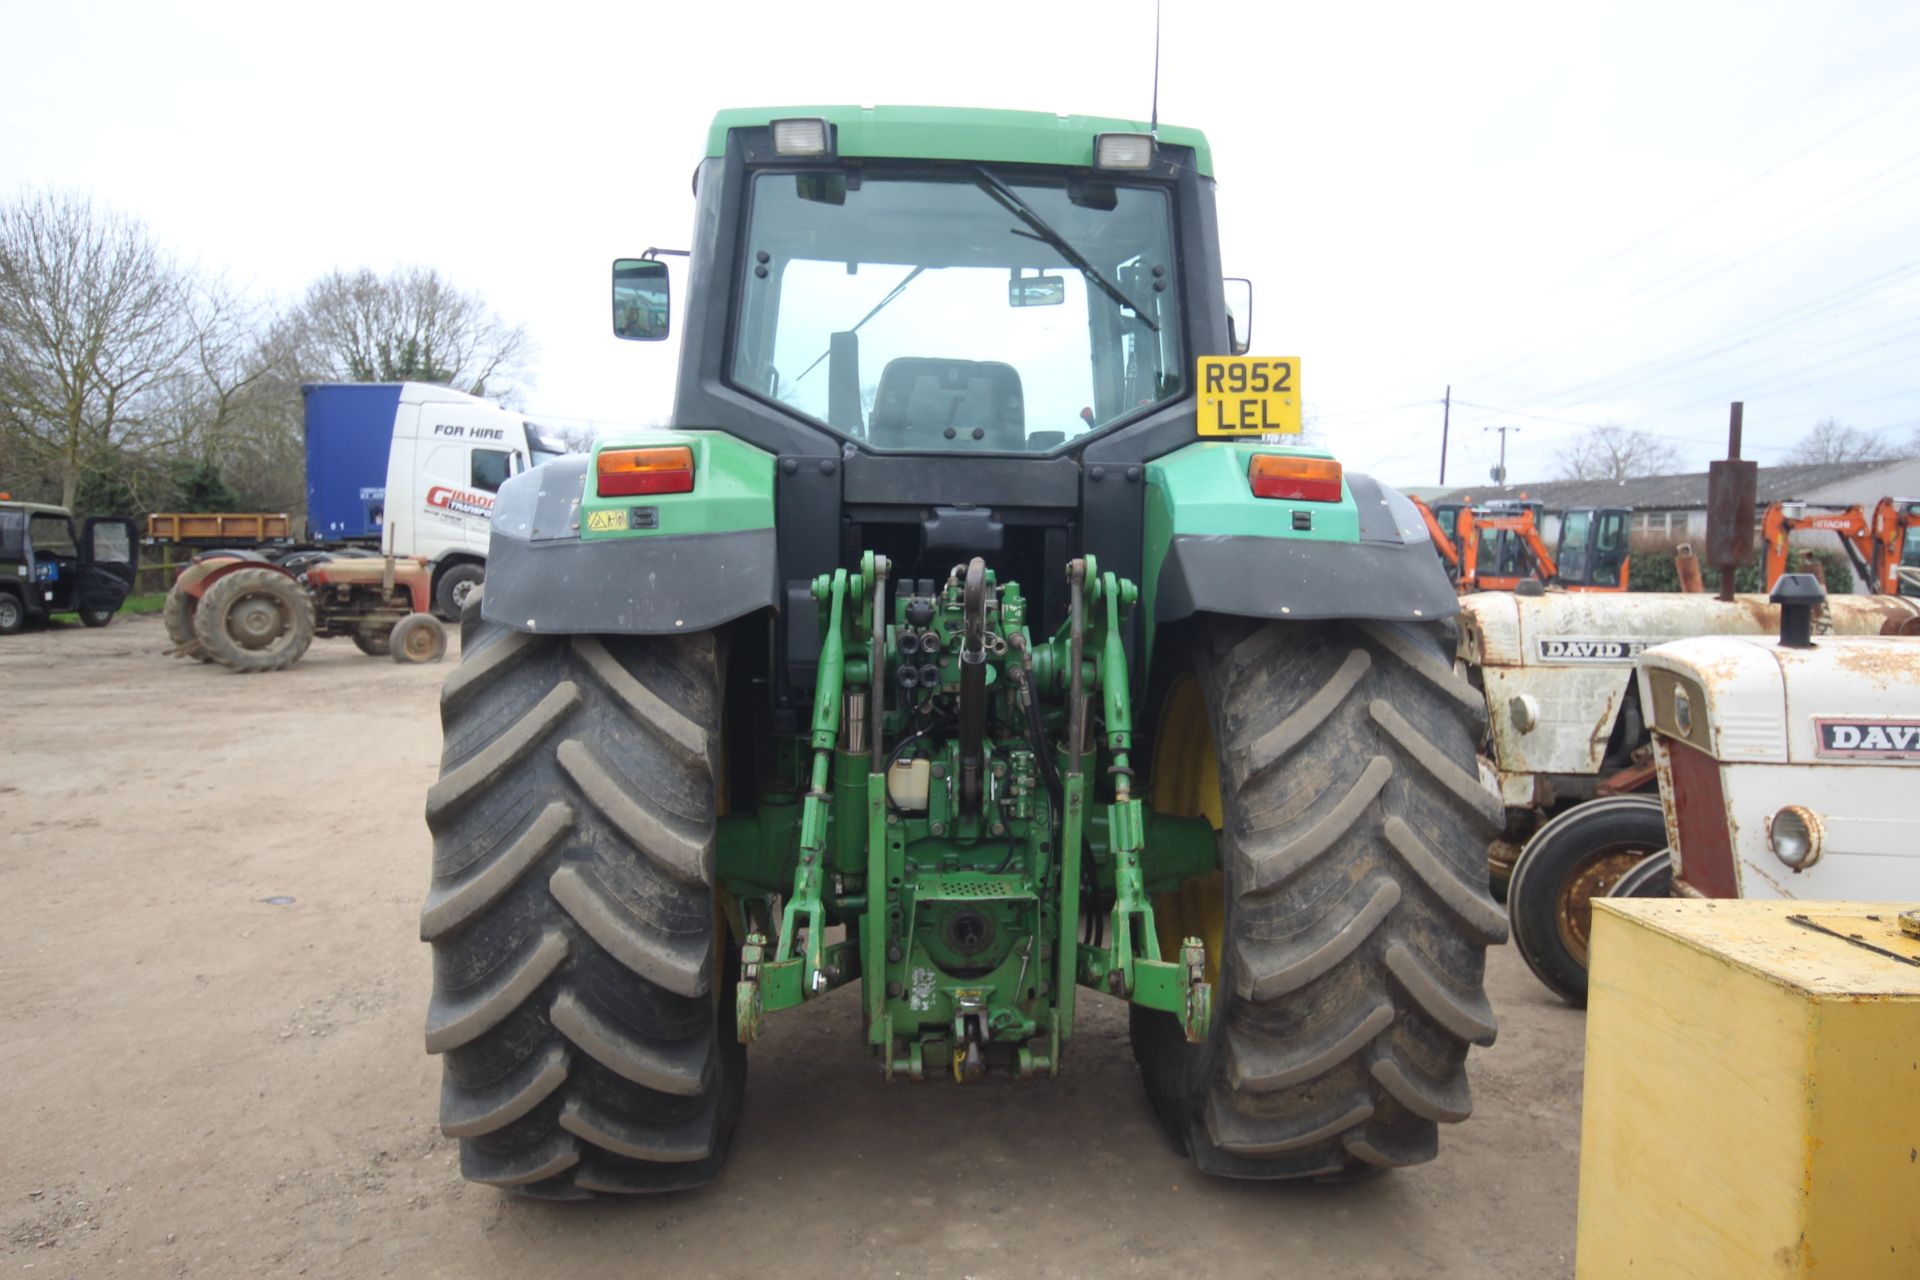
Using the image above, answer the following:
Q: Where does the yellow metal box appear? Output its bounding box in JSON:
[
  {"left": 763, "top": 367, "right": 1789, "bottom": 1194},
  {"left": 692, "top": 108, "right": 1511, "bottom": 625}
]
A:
[{"left": 1576, "top": 899, "right": 1920, "bottom": 1278}]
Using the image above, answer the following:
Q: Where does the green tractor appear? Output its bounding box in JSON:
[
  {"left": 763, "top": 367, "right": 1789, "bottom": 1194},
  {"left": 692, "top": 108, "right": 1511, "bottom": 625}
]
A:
[{"left": 420, "top": 107, "right": 1506, "bottom": 1196}]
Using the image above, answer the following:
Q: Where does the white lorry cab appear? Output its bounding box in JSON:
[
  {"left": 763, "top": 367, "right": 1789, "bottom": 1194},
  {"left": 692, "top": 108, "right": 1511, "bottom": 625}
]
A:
[{"left": 304, "top": 382, "right": 571, "bottom": 618}]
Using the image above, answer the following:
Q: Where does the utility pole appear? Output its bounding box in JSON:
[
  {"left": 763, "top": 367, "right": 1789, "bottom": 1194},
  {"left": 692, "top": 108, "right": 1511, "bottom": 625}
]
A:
[
  {"left": 1484, "top": 424, "right": 1519, "bottom": 488},
  {"left": 1438, "top": 385, "right": 1451, "bottom": 485}
]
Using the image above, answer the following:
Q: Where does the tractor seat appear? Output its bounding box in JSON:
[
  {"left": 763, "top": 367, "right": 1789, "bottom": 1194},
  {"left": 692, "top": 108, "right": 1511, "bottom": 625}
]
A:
[{"left": 868, "top": 358, "right": 1024, "bottom": 450}]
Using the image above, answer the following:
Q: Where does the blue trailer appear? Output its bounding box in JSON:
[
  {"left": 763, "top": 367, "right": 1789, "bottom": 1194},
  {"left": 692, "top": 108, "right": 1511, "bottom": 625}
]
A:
[{"left": 303, "top": 383, "right": 403, "bottom": 543}]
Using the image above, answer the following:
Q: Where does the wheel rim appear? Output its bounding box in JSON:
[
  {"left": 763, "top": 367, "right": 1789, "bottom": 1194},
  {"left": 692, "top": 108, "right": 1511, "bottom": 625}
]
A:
[
  {"left": 0, "top": 599, "right": 19, "bottom": 628},
  {"left": 227, "top": 592, "right": 289, "bottom": 649},
  {"left": 450, "top": 577, "right": 476, "bottom": 609},
  {"left": 1148, "top": 674, "right": 1224, "bottom": 990},
  {"left": 1555, "top": 845, "right": 1657, "bottom": 965},
  {"left": 401, "top": 624, "right": 439, "bottom": 660}
]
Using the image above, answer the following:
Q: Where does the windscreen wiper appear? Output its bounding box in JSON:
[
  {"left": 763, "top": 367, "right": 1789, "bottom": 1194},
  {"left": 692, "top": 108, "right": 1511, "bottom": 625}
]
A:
[
  {"left": 970, "top": 164, "right": 1158, "bottom": 333},
  {"left": 794, "top": 265, "right": 926, "bottom": 384}
]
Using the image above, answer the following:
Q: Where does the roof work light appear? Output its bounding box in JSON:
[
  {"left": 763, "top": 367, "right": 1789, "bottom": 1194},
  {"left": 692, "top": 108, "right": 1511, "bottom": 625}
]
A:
[
  {"left": 771, "top": 118, "right": 831, "bottom": 157},
  {"left": 1094, "top": 133, "right": 1154, "bottom": 169}
]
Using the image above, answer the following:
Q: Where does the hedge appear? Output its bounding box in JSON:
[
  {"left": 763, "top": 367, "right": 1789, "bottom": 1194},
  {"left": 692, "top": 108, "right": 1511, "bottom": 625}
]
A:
[{"left": 1628, "top": 543, "right": 1857, "bottom": 594}]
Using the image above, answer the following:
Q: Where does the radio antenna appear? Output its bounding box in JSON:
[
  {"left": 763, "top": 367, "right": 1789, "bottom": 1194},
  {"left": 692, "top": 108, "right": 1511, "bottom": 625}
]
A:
[{"left": 1149, "top": 0, "right": 1162, "bottom": 137}]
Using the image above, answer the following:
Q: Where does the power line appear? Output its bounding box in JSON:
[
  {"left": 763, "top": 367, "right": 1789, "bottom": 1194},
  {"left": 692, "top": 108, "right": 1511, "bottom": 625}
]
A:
[
  {"left": 1731, "top": 19, "right": 1920, "bottom": 146},
  {"left": 1464, "top": 155, "right": 1920, "bottom": 391},
  {"left": 1546, "top": 72, "right": 1920, "bottom": 292},
  {"left": 1531, "top": 259, "right": 1920, "bottom": 406},
  {"left": 1599, "top": 312, "right": 1920, "bottom": 405}
]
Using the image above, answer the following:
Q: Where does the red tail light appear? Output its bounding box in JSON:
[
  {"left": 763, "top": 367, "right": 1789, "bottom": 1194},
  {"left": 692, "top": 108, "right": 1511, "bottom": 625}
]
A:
[
  {"left": 598, "top": 446, "right": 694, "bottom": 497},
  {"left": 1249, "top": 454, "right": 1342, "bottom": 502}
]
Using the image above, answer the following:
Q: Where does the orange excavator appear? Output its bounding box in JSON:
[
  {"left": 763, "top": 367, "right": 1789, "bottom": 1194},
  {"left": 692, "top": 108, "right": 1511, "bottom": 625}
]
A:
[
  {"left": 1411, "top": 497, "right": 1631, "bottom": 593},
  {"left": 1411, "top": 497, "right": 1460, "bottom": 572},
  {"left": 1762, "top": 497, "right": 1920, "bottom": 594}
]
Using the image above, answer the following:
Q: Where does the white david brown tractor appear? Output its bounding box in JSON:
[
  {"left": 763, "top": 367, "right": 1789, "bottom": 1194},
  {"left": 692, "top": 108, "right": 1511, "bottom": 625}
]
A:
[
  {"left": 1610, "top": 571, "right": 1920, "bottom": 908},
  {"left": 1459, "top": 586, "right": 1920, "bottom": 1003}
]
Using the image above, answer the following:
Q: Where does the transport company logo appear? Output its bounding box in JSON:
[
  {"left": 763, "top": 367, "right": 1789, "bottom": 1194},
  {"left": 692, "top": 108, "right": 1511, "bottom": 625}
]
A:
[
  {"left": 1535, "top": 637, "right": 1658, "bottom": 662},
  {"left": 1814, "top": 718, "right": 1920, "bottom": 759},
  {"left": 426, "top": 486, "right": 495, "bottom": 519}
]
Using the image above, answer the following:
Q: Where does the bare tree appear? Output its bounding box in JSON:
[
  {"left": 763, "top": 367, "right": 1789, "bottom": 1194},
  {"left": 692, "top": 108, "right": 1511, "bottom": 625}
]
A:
[
  {"left": 161, "top": 291, "right": 309, "bottom": 514},
  {"left": 0, "top": 192, "right": 208, "bottom": 508},
  {"left": 1782, "top": 417, "right": 1901, "bottom": 466},
  {"left": 280, "top": 266, "right": 533, "bottom": 403},
  {"left": 1553, "top": 425, "right": 1683, "bottom": 481}
]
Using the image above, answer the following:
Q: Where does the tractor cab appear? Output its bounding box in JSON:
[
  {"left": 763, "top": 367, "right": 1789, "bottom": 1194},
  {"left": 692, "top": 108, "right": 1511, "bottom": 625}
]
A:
[{"left": 0, "top": 500, "right": 139, "bottom": 634}]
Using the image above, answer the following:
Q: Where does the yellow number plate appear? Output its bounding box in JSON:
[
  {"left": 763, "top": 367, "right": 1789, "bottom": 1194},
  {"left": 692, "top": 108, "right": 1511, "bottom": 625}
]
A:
[{"left": 1196, "top": 356, "right": 1301, "bottom": 436}]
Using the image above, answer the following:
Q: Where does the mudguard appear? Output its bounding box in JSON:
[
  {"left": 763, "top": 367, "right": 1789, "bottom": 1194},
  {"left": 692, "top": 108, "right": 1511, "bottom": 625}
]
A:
[
  {"left": 481, "top": 434, "right": 779, "bottom": 636},
  {"left": 1143, "top": 440, "right": 1457, "bottom": 626}
]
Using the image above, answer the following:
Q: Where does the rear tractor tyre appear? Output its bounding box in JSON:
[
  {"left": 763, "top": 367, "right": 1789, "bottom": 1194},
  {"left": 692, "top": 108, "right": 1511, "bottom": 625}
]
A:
[
  {"left": 1507, "top": 795, "right": 1668, "bottom": 1006},
  {"left": 192, "top": 567, "right": 315, "bottom": 673},
  {"left": 1132, "top": 617, "right": 1508, "bottom": 1180},
  {"left": 353, "top": 628, "right": 393, "bottom": 657},
  {"left": 390, "top": 613, "right": 448, "bottom": 664},
  {"left": 163, "top": 583, "right": 211, "bottom": 660},
  {"left": 421, "top": 610, "right": 743, "bottom": 1196},
  {"left": 434, "top": 563, "right": 485, "bottom": 621}
]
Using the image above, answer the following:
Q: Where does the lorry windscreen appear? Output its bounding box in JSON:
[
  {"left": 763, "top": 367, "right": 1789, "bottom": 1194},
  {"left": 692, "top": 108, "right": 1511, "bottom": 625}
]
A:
[{"left": 729, "top": 167, "right": 1183, "bottom": 454}]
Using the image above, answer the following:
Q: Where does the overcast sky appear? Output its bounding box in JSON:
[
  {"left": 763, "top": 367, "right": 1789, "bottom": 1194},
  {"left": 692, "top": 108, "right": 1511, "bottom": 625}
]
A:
[{"left": 6, "top": 0, "right": 1917, "bottom": 488}]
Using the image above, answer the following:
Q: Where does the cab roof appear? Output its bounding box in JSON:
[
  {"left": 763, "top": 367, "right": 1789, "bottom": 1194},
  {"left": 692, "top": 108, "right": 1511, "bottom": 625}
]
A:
[
  {"left": 706, "top": 105, "right": 1214, "bottom": 178},
  {"left": 0, "top": 500, "right": 72, "bottom": 517}
]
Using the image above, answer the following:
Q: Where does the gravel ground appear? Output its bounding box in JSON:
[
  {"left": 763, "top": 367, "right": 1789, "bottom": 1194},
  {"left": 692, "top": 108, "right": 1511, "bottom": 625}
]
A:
[{"left": 0, "top": 614, "right": 1587, "bottom": 1278}]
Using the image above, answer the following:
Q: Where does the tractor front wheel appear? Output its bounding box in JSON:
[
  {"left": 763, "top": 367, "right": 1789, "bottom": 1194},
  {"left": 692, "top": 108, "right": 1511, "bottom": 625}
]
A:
[
  {"left": 390, "top": 613, "right": 448, "bottom": 664},
  {"left": 421, "top": 604, "right": 742, "bottom": 1196},
  {"left": 1133, "top": 617, "right": 1507, "bottom": 1179},
  {"left": 1507, "top": 795, "right": 1667, "bottom": 1005}
]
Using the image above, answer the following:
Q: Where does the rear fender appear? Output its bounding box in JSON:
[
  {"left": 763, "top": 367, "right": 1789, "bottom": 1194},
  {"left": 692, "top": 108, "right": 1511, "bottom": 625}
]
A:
[
  {"left": 175, "top": 555, "right": 286, "bottom": 600},
  {"left": 1143, "top": 441, "right": 1456, "bottom": 634},
  {"left": 481, "top": 433, "right": 779, "bottom": 636}
]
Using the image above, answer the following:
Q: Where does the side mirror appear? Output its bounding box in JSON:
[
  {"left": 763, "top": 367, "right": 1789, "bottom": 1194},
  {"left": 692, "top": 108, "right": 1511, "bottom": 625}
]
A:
[
  {"left": 1223, "top": 277, "right": 1252, "bottom": 355},
  {"left": 613, "top": 258, "right": 671, "bottom": 341}
]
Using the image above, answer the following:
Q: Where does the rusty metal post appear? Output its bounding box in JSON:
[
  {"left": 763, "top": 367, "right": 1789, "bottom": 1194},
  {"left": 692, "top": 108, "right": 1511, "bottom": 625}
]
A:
[
  {"left": 1674, "top": 543, "right": 1705, "bottom": 593},
  {"left": 1705, "top": 402, "right": 1757, "bottom": 602}
]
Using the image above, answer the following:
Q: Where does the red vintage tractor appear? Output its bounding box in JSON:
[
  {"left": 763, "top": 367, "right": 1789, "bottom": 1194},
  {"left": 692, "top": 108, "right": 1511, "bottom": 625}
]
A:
[{"left": 163, "top": 550, "right": 448, "bottom": 672}]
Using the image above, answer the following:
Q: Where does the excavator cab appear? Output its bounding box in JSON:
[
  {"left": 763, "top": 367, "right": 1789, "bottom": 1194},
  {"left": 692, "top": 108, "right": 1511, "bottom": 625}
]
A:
[
  {"left": 1874, "top": 497, "right": 1920, "bottom": 598},
  {"left": 1553, "top": 506, "right": 1630, "bottom": 591},
  {"left": 1475, "top": 499, "right": 1545, "bottom": 585}
]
